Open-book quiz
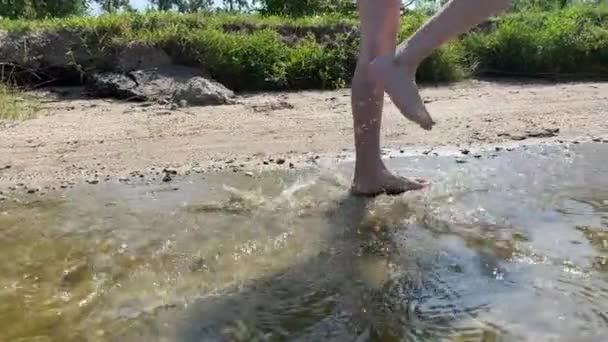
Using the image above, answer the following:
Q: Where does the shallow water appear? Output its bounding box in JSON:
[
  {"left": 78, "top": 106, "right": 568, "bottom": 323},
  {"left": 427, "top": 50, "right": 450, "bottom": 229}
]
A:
[{"left": 1, "top": 143, "right": 607, "bottom": 341}]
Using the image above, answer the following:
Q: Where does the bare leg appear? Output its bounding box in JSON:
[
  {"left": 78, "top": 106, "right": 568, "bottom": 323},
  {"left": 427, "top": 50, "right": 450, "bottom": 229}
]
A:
[
  {"left": 351, "top": 0, "right": 428, "bottom": 197},
  {"left": 370, "top": 0, "right": 511, "bottom": 130}
]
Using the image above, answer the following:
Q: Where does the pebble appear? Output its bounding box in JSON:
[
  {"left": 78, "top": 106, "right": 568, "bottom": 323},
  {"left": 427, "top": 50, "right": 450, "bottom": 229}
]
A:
[
  {"left": 474, "top": 154, "right": 482, "bottom": 159},
  {"left": 1, "top": 165, "right": 11, "bottom": 170},
  {"left": 26, "top": 188, "right": 37, "bottom": 194},
  {"left": 289, "top": 163, "right": 295, "bottom": 169},
  {"left": 495, "top": 147, "right": 502, "bottom": 152},
  {"left": 263, "top": 161, "right": 269, "bottom": 165},
  {"left": 87, "top": 179, "right": 99, "bottom": 185},
  {"left": 460, "top": 149, "right": 470, "bottom": 155},
  {"left": 162, "top": 174, "right": 172, "bottom": 182},
  {"left": 276, "top": 158, "right": 286, "bottom": 165},
  {"left": 592, "top": 137, "right": 602, "bottom": 142},
  {"left": 510, "top": 135, "right": 527, "bottom": 141}
]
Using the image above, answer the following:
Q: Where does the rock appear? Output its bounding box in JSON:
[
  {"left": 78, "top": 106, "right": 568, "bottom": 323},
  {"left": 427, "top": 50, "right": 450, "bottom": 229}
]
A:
[
  {"left": 87, "top": 65, "right": 208, "bottom": 103},
  {"left": 510, "top": 135, "right": 527, "bottom": 141},
  {"left": 172, "top": 77, "right": 235, "bottom": 106},
  {"left": 495, "top": 147, "right": 502, "bottom": 152},
  {"left": 289, "top": 162, "right": 295, "bottom": 168},
  {"left": 26, "top": 188, "right": 37, "bottom": 194},
  {"left": 162, "top": 174, "right": 172, "bottom": 182},
  {"left": 460, "top": 149, "right": 470, "bottom": 155},
  {"left": 276, "top": 158, "right": 286, "bottom": 165},
  {"left": 526, "top": 128, "right": 560, "bottom": 138},
  {"left": 592, "top": 137, "right": 602, "bottom": 142},
  {"left": 86, "top": 73, "right": 145, "bottom": 100},
  {"left": 116, "top": 41, "right": 171, "bottom": 72},
  {"left": 87, "top": 179, "right": 99, "bottom": 185}
]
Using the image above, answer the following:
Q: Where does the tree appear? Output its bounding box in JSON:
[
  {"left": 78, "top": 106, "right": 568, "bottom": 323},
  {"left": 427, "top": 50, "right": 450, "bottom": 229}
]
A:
[
  {"left": 0, "top": 0, "right": 88, "bottom": 19},
  {"left": 94, "top": 0, "right": 131, "bottom": 13},
  {"left": 256, "top": 0, "right": 355, "bottom": 16},
  {"left": 176, "top": 0, "right": 214, "bottom": 13},
  {"left": 222, "top": 0, "right": 249, "bottom": 12},
  {"left": 150, "top": 0, "right": 175, "bottom": 11}
]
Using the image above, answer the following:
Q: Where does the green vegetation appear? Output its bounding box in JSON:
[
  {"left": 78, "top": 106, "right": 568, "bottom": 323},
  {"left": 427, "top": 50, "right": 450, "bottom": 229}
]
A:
[
  {"left": 0, "top": 2, "right": 607, "bottom": 93},
  {"left": 0, "top": 84, "right": 38, "bottom": 120}
]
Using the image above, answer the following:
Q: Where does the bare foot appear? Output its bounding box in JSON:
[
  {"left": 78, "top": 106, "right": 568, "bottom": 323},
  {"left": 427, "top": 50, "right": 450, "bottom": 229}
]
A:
[
  {"left": 369, "top": 55, "right": 435, "bottom": 130},
  {"left": 351, "top": 169, "right": 429, "bottom": 197}
]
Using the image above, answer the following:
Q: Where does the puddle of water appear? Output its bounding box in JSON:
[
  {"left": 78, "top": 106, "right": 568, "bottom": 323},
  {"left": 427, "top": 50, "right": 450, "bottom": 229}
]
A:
[{"left": 1, "top": 143, "right": 608, "bottom": 341}]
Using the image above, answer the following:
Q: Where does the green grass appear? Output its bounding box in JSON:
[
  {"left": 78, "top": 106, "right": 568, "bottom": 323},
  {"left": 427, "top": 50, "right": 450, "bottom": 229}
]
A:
[
  {"left": 0, "top": 84, "right": 38, "bottom": 120},
  {"left": 0, "top": 5, "right": 606, "bottom": 92}
]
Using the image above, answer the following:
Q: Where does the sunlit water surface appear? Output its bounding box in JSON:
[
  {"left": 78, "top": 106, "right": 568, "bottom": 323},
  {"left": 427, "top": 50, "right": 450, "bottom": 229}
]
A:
[{"left": 1, "top": 143, "right": 607, "bottom": 341}]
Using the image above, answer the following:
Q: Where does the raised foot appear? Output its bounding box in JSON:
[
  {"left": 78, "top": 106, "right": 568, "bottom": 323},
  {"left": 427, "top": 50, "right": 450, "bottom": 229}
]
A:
[
  {"left": 369, "top": 55, "right": 435, "bottom": 130},
  {"left": 351, "top": 170, "right": 429, "bottom": 197}
]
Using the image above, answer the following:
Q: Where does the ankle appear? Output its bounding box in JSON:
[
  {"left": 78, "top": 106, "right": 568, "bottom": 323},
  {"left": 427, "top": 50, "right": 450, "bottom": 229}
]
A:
[{"left": 395, "top": 43, "right": 421, "bottom": 71}]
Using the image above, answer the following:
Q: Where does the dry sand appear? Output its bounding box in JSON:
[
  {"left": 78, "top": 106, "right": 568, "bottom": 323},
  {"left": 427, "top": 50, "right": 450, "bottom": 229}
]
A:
[{"left": 1, "top": 79, "right": 607, "bottom": 195}]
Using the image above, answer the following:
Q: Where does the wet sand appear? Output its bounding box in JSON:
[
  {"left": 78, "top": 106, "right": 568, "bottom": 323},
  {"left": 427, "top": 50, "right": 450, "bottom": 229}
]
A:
[{"left": 0, "top": 80, "right": 607, "bottom": 196}]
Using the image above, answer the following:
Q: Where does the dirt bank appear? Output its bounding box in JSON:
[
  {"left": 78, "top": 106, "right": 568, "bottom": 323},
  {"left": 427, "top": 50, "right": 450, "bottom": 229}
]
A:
[{"left": 1, "top": 80, "right": 607, "bottom": 196}]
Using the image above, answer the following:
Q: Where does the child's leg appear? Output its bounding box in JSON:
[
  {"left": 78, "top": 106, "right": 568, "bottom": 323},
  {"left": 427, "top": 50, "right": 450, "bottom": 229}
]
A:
[
  {"left": 371, "top": 0, "right": 511, "bottom": 130},
  {"left": 351, "top": 0, "right": 427, "bottom": 197}
]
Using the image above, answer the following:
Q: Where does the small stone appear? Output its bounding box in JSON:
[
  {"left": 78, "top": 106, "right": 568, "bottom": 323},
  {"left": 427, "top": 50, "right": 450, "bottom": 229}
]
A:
[
  {"left": 162, "top": 174, "right": 172, "bottom": 182},
  {"left": 26, "top": 188, "right": 37, "bottom": 194},
  {"left": 163, "top": 169, "right": 178, "bottom": 175},
  {"left": 118, "top": 177, "right": 129, "bottom": 182},
  {"left": 289, "top": 163, "right": 295, "bottom": 169},
  {"left": 87, "top": 179, "right": 99, "bottom": 185},
  {"left": 276, "top": 159, "right": 286, "bottom": 165},
  {"left": 495, "top": 147, "right": 502, "bottom": 152},
  {"left": 245, "top": 172, "right": 254, "bottom": 177},
  {"left": 460, "top": 149, "right": 470, "bottom": 155},
  {"left": 572, "top": 140, "right": 580, "bottom": 144},
  {"left": 1, "top": 165, "right": 11, "bottom": 170},
  {"left": 510, "top": 135, "right": 527, "bottom": 141},
  {"left": 474, "top": 154, "right": 482, "bottom": 159},
  {"left": 603, "top": 139, "right": 608, "bottom": 143},
  {"left": 263, "top": 161, "right": 269, "bottom": 165},
  {"left": 592, "top": 137, "right": 602, "bottom": 142}
]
